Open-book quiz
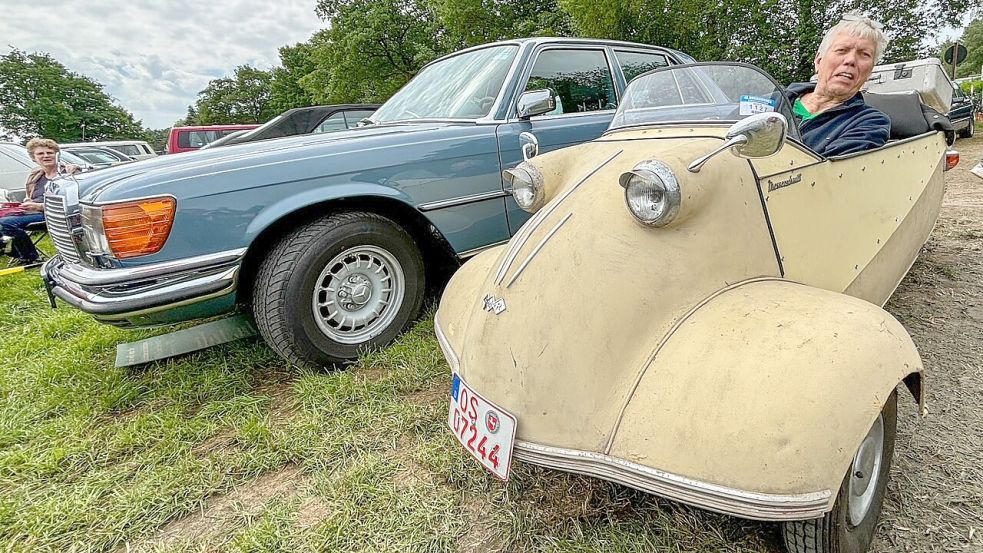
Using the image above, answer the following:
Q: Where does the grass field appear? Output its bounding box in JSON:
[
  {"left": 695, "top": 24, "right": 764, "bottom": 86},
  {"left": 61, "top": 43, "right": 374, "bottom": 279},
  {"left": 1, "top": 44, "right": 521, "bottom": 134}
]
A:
[{"left": 0, "top": 269, "right": 777, "bottom": 552}]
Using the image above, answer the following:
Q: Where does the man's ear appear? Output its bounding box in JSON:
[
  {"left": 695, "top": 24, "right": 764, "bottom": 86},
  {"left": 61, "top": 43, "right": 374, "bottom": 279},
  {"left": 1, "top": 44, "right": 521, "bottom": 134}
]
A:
[{"left": 814, "top": 55, "right": 822, "bottom": 74}]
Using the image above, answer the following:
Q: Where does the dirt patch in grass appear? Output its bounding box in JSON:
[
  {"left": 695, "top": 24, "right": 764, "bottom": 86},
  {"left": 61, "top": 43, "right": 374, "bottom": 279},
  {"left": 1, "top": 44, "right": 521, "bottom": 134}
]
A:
[
  {"left": 124, "top": 464, "right": 308, "bottom": 551},
  {"left": 294, "top": 496, "right": 334, "bottom": 529},
  {"left": 405, "top": 385, "right": 445, "bottom": 406},
  {"left": 456, "top": 495, "right": 505, "bottom": 553}
]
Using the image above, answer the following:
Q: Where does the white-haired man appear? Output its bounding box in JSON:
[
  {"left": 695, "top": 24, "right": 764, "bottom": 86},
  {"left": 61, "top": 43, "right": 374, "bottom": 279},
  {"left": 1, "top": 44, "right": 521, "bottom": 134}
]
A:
[{"left": 785, "top": 14, "right": 890, "bottom": 156}]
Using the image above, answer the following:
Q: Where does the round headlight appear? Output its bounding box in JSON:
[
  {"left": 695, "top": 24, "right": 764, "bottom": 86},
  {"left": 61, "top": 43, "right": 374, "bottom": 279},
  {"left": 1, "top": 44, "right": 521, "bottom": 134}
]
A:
[
  {"left": 503, "top": 163, "right": 545, "bottom": 212},
  {"left": 618, "top": 160, "right": 681, "bottom": 227}
]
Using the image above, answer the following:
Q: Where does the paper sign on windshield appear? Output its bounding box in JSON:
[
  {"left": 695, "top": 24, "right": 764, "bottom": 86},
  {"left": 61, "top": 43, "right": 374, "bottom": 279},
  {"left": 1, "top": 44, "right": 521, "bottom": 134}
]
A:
[{"left": 739, "top": 95, "right": 776, "bottom": 115}]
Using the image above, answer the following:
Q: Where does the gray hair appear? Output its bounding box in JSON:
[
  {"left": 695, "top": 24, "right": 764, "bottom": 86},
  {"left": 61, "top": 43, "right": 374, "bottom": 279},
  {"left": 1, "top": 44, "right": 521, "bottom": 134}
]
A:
[{"left": 817, "top": 13, "right": 889, "bottom": 63}]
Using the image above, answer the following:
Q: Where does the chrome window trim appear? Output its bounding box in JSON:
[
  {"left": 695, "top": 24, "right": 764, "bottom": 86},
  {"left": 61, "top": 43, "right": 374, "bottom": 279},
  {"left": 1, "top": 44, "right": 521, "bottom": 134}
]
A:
[
  {"left": 514, "top": 441, "right": 833, "bottom": 521},
  {"left": 418, "top": 190, "right": 510, "bottom": 211}
]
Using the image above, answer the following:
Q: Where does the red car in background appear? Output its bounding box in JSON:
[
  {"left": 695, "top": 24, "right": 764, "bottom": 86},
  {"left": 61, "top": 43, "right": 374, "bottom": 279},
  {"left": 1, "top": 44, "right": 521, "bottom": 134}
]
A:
[{"left": 165, "top": 124, "right": 259, "bottom": 154}]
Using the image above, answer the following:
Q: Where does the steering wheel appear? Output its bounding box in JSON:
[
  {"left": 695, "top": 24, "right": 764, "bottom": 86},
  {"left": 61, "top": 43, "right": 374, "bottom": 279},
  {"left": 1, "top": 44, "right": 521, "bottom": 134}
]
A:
[{"left": 472, "top": 96, "right": 496, "bottom": 112}]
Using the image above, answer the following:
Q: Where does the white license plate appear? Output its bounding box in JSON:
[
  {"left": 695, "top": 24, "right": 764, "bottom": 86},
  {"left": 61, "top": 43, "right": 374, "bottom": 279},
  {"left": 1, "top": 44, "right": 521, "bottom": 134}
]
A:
[{"left": 448, "top": 373, "right": 516, "bottom": 480}]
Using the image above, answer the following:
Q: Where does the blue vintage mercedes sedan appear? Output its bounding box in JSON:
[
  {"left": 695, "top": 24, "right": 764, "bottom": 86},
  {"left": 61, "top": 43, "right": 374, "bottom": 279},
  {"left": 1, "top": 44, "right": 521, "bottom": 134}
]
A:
[{"left": 41, "top": 38, "right": 693, "bottom": 367}]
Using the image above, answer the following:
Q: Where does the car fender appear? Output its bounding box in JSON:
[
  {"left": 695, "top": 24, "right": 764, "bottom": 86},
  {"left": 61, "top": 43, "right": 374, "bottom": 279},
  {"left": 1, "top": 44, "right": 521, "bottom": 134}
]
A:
[
  {"left": 608, "top": 278, "right": 922, "bottom": 502},
  {"left": 244, "top": 181, "right": 418, "bottom": 240}
]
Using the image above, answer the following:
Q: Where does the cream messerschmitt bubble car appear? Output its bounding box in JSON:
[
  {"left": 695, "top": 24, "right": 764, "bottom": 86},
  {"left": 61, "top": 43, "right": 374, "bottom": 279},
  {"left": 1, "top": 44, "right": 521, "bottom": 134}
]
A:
[{"left": 436, "top": 63, "right": 958, "bottom": 553}]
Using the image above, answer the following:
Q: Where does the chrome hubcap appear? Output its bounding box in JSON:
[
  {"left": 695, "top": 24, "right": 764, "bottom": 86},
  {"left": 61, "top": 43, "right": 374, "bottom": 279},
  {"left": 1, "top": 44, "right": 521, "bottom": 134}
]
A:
[
  {"left": 848, "top": 413, "right": 884, "bottom": 526},
  {"left": 311, "top": 246, "right": 405, "bottom": 345}
]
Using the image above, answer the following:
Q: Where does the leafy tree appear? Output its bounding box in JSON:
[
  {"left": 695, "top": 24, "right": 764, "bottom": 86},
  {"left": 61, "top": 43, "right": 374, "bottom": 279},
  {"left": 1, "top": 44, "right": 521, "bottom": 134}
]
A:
[
  {"left": 270, "top": 42, "right": 318, "bottom": 112},
  {"left": 299, "top": 0, "right": 570, "bottom": 105},
  {"left": 941, "top": 18, "right": 983, "bottom": 79},
  {"left": 0, "top": 49, "right": 145, "bottom": 142},
  {"left": 193, "top": 65, "right": 277, "bottom": 124},
  {"left": 560, "top": 0, "right": 976, "bottom": 84},
  {"left": 303, "top": 0, "right": 447, "bottom": 104}
]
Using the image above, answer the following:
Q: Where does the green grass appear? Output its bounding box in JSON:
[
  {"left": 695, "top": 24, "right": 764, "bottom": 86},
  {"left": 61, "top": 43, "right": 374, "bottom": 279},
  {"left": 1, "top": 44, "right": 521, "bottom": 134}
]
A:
[{"left": 0, "top": 270, "right": 777, "bottom": 552}]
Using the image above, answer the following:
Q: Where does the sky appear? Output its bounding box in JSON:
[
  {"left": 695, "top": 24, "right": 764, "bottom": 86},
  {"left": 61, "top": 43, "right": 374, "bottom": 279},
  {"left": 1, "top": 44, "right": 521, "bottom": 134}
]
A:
[{"left": 1, "top": 0, "right": 324, "bottom": 129}]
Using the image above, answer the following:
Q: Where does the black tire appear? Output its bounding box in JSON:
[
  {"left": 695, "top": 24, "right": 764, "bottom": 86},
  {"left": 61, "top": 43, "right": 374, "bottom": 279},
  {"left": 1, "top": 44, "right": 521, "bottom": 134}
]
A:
[
  {"left": 957, "top": 120, "right": 975, "bottom": 139},
  {"left": 253, "top": 211, "right": 425, "bottom": 368},
  {"left": 781, "top": 390, "right": 897, "bottom": 553}
]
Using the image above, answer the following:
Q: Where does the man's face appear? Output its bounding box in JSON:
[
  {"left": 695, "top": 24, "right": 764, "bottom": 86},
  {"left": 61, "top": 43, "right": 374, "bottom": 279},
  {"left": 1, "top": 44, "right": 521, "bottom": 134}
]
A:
[{"left": 814, "top": 32, "right": 877, "bottom": 100}]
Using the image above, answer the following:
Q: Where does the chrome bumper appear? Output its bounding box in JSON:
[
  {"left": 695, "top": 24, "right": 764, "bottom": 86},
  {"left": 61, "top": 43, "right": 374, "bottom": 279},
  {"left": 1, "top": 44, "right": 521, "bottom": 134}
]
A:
[
  {"left": 434, "top": 318, "right": 833, "bottom": 522},
  {"left": 41, "top": 248, "right": 245, "bottom": 321},
  {"left": 513, "top": 441, "right": 832, "bottom": 521}
]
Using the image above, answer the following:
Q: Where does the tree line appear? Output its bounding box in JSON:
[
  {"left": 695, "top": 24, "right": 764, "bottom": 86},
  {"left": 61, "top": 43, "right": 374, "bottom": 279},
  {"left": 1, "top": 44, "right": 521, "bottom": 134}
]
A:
[{"left": 1, "top": 0, "right": 980, "bottom": 146}]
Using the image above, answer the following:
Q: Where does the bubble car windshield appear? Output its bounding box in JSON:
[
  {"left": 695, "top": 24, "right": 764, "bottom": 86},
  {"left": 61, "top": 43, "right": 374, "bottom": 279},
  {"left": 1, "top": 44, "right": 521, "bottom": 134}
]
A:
[
  {"left": 371, "top": 45, "right": 519, "bottom": 123},
  {"left": 610, "top": 63, "right": 795, "bottom": 133}
]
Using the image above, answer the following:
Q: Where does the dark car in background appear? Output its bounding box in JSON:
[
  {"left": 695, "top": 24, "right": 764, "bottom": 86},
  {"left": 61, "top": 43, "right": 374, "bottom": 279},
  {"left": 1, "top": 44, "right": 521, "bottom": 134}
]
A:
[
  {"left": 201, "top": 104, "right": 381, "bottom": 150},
  {"left": 948, "top": 86, "right": 977, "bottom": 139}
]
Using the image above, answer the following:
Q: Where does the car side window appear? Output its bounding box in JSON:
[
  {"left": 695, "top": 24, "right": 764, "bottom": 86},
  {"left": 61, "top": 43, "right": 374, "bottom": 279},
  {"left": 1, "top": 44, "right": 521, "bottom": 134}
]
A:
[
  {"left": 314, "top": 112, "right": 349, "bottom": 133},
  {"left": 116, "top": 145, "right": 140, "bottom": 156},
  {"left": 524, "top": 49, "right": 617, "bottom": 115},
  {"left": 615, "top": 51, "right": 670, "bottom": 84}
]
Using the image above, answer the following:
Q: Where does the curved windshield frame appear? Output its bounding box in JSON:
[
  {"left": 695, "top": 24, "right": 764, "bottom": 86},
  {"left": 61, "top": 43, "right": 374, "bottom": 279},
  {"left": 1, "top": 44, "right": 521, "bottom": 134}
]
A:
[
  {"left": 609, "top": 62, "right": 798, "bottom": 139},
  {"left": 371, "top": 45, "right": 519, "bottom": 123}
]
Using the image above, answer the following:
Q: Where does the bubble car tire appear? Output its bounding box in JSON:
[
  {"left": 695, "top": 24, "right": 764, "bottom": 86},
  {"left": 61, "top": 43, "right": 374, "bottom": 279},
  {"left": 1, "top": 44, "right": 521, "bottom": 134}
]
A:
[
  {"left": 252, "top": 212, "right": 425, "bottom": 368},
  {"left": 781, "top": 390, "right": 897, "bottom": 553}
]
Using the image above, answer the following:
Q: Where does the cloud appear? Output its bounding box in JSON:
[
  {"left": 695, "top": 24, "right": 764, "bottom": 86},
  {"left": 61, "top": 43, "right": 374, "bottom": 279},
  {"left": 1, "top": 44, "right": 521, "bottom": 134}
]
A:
[{"left": 1, "top": 0, "right": 323, "bottom": 129}]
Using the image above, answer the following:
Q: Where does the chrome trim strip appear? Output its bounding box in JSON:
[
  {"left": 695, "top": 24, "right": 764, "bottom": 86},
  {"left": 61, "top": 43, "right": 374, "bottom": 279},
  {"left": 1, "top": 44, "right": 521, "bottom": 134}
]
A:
[
  {"left": 505, "top": 212, "right": 572, "bottom": 288},
  {"left": 418, "top": 190, "right": 510, "bottom": 212},
  {"left": 495, "top": 149, "right": 622, "bottom": 285},
  {"left": 82, "top": 193, "right": 178, "bottom": 207},
  {"left": 433, "top": 318, "right": 460, "bottom": 371},
  {"left": 458, "top": 240, "right": 509, "bottom": 258},
  {"left": 55, "top": 248, "right": 247, "bottom": 287},
  {"left": 514, "top": 441, "right": 832, "bottom": 521}
]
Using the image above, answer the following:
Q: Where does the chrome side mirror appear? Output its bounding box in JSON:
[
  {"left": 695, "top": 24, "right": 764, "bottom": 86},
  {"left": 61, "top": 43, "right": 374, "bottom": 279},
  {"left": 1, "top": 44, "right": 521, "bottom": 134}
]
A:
[
  {"left": 688, "top": 112, "right": 788, "bottom": 173},
  {"left": 516, "top": 89, "right": 556, "bottom": 119},
  {"left": 519, "top": 131, "right": 539, "bottom": 161}
]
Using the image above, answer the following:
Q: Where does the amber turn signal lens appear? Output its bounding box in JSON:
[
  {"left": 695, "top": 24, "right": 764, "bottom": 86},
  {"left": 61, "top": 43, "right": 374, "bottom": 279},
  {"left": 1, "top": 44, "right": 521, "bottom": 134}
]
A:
[
  {"left": 944, "top": 149, "right": 959, "bottom": 171},
  {"left": 101, "top": 197, "right": 176, "bottom": 259}
]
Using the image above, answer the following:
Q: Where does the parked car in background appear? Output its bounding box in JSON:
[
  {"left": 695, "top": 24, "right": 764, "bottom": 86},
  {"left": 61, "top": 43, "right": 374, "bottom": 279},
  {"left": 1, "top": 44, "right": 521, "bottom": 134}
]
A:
[
  {"left": 436, "top": 62, "right": 956, "bottom": 553},
  {"left": 200, "top": 104, "right": 381, "bottom": 150},
  {"left": 40, "top": 37, "right": 694, "bottom": 368},
  {"left": 165, "top": 124, "right": 259, "bottom": 154},
  {"left": 63, "top": 146, "right": 135, "bottom": 169},
  {"left": 948, "top": 86, "right": 976, "bottom": 139},
  {"left": 0, "top": 143, "right": 96, "bottom": 200},
  {"left": 0, "top": 142, "right": 34, "bottom": 199},
  {"left": 62, "top": 140, "right": 157, "bottom": 161}
]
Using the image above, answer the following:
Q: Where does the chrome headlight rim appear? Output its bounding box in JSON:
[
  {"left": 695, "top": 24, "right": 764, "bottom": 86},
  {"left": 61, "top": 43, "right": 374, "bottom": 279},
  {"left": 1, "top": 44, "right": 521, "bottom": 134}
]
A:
[
  {"left": 618, "top": 159, "right": 681, "bottom": 227},
  {"left": 504, "top": 162, "right": 546, "bottom": 213}
]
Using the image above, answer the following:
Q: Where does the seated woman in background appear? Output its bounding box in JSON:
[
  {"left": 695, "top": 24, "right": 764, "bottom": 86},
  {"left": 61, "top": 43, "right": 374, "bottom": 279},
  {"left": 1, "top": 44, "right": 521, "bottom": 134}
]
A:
[{"left": 0, "top": 138, "right": 78, "bottom": 265}]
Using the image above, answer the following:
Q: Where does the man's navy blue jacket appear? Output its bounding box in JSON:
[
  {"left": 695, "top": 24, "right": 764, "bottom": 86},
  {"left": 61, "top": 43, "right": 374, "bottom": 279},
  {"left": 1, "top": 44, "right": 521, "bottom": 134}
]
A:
[{"left": 785, "top": 82, "right": 890, "bottom": 157}]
